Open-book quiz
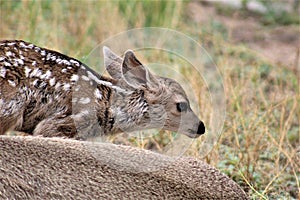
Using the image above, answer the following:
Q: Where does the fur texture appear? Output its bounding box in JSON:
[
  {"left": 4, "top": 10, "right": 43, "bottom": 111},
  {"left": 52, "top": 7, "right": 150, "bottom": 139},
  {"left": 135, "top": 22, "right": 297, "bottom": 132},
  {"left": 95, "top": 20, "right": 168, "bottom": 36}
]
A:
[{"left": 0, "top": 136, "right": 249, "bottom": 199}]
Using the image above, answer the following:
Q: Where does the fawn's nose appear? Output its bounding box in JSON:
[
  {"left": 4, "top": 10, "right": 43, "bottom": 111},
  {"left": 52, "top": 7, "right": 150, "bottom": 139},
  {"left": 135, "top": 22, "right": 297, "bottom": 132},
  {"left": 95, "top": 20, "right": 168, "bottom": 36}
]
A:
[{"left": 197, "top": 121, "right": 205, "bottom": 135}]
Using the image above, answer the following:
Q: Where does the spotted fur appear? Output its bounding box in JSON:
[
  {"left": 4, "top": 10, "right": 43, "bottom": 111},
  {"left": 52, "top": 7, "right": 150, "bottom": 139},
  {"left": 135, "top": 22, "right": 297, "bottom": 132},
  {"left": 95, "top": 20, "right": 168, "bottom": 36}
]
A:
[{"left": 0, "top": 40, "right": 205, "bottom": 139}]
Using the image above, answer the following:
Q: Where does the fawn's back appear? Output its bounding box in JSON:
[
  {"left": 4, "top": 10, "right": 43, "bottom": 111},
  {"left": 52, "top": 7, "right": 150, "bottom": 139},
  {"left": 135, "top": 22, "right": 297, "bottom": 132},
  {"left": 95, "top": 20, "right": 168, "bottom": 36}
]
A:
[{"left": 0, "top": 40, "right": 113, "bottom": 138}]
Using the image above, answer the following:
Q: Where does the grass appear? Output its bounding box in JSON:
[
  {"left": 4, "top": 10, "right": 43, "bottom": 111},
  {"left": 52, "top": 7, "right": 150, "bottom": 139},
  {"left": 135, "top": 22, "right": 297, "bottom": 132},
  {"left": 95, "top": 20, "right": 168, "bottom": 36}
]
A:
[{"left": 1, "top": 1, "right": 299, "bottom": 199}]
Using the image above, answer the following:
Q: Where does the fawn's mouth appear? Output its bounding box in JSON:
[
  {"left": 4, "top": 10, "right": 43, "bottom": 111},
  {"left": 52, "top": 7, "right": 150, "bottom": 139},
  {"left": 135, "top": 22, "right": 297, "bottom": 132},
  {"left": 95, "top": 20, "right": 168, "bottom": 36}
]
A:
[
  {"left": 185, "top": 130, "right": 203, "bottom": 138},
  {"left": 184, "top": 122, "right": 205, "bottom": 138}
]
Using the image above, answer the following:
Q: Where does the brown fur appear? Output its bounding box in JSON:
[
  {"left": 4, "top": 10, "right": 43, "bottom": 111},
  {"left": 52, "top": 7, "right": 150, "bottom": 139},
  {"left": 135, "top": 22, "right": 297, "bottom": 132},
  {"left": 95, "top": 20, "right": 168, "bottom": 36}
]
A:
[{"left": 0, "top": 136, "right": 249, "bottom": 199}]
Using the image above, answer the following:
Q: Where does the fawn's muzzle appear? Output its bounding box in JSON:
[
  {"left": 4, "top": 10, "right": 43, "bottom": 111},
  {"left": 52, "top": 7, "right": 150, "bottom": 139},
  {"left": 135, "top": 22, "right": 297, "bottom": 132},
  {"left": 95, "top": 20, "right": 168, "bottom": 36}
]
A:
[{"left": 197, "top": 121, "right": 205, "bottom": 135}]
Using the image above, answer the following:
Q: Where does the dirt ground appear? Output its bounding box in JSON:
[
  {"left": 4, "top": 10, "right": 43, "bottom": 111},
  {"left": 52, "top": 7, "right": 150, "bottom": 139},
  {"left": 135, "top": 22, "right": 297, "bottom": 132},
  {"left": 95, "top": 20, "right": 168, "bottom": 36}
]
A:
[{"left": 187, "top": 1, "right": 300, "bottom": 69}]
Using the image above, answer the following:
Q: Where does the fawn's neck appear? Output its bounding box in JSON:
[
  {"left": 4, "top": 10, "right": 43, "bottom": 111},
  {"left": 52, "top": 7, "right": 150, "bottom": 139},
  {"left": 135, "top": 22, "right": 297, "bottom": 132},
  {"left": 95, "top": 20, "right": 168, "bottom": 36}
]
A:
[{"left": 109, "top": 88, "right": 149, "bottom": 134}]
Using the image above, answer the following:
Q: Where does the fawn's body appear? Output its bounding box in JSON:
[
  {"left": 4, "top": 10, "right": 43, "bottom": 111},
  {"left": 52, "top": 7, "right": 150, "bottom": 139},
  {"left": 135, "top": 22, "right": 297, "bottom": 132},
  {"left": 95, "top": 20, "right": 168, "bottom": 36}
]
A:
[{"left": 0, "top": 40, "right": 205, "bottom": 139}]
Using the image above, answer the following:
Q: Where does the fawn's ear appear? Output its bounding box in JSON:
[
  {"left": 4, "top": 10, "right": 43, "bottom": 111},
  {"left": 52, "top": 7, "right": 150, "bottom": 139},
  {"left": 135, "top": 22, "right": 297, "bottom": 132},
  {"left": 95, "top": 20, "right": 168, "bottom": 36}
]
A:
[
  {"left": 103, "top": 46, "right": 123, "bottom": 80},
  {"left": 122, "top": 50, "right": 158, "bottom": 89}
]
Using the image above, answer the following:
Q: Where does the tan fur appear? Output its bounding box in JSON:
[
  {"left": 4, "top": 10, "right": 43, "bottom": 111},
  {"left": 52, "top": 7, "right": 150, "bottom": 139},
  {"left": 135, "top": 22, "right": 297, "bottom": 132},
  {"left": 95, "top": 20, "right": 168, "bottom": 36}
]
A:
[{"left": 0, "top": 136, "right": 248, "bottom": 199}]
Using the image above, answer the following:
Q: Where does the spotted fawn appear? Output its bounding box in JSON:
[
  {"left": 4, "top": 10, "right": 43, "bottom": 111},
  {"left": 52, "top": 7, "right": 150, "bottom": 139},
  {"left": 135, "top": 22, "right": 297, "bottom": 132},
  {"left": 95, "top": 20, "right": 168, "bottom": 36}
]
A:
[{"left": 0, "top": 40, "right": 205, "bottom": 140}]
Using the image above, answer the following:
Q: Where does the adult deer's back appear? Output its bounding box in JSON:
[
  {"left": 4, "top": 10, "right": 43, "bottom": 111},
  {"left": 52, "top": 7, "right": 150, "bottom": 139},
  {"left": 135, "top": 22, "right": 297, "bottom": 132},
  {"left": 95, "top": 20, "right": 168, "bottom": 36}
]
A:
[
  {"left": 0, "top": 136, "right": 249, "bottom": 199},
  {"left": 0, "top": 40, "right": 205, "bottom": 139}
]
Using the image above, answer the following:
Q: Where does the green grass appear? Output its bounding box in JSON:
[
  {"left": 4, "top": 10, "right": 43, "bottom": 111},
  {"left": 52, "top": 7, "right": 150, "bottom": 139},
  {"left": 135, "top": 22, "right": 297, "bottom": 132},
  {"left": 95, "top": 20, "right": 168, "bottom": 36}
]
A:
[{"left": 1, "top": 1, "right": 299, "bottom": 199}]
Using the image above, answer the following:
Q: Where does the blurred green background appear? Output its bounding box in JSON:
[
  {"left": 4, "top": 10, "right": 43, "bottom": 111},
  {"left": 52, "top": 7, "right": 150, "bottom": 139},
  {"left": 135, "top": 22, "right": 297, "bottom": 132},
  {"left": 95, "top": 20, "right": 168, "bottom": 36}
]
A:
[{"left": 1, "top": 0, "right": 299, "bottom": 199}]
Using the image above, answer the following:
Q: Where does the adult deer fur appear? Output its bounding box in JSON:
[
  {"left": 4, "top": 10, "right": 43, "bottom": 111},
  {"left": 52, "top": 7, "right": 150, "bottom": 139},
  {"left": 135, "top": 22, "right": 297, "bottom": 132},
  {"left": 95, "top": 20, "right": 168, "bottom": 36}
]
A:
[
  {"left": 0, "top": 136, "right": 249, "bottom": 199},
  {"left": 0, "top": 40, "right": 205, "bottom": 139}
]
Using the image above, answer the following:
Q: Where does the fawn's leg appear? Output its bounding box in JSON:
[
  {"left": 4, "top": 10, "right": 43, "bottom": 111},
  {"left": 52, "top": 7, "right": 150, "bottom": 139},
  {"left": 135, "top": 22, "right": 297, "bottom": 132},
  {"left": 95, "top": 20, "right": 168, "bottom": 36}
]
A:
[
  {"left": 33, "top": 115, "right": 77, "bottom": 138},
  {"left": 0, "top": 116, "right": 24, "bottom": 135},
  {"left": 33, "top": 110, "right": 102, "bottom": 139},
  {"left": 0, "top": 98, "right": 25, "bottom": 135}
]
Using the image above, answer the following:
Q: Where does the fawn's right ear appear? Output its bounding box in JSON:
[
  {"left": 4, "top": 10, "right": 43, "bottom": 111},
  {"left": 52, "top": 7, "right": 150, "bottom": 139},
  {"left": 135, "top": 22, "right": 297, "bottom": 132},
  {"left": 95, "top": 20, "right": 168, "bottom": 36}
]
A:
[
  {"left": 103, "top": 46, "right": 123, "bottom": 80},
  {"left": 121, "top": 50, "right": 158, "bottom": 89}
]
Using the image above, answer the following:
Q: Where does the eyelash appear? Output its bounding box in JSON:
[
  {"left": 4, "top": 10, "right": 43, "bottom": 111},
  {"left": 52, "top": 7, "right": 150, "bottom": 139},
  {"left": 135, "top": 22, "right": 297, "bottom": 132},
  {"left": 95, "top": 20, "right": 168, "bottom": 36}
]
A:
[{"left": 176, "top": 102, "right": 188, "bottom": 112}]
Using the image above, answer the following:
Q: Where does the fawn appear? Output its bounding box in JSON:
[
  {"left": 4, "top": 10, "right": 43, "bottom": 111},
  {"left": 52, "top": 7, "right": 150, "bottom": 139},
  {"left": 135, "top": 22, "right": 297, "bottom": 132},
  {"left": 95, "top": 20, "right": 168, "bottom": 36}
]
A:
[
  {"left": 0, "top": 136, "right": 249, "bottom": 199},
  {"left": 0, "top": 40, "right": 205, "bottom": 140}
]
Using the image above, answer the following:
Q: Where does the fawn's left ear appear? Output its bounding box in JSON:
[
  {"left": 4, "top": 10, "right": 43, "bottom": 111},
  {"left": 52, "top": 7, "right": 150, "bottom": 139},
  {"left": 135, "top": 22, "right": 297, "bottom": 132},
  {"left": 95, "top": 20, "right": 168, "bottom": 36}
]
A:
[
  {"left": 122, "top": 50, "right": 158, "bottom": 89},
  {"left": 103, "top": 46, "right": 122, "bottom": 80}
]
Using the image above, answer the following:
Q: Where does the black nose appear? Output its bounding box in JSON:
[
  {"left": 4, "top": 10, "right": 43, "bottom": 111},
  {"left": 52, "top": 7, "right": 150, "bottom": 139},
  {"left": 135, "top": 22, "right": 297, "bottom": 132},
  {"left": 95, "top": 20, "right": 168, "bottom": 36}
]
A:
[{"left": 197, "top": 121, "right": 205, "bottom": 135}]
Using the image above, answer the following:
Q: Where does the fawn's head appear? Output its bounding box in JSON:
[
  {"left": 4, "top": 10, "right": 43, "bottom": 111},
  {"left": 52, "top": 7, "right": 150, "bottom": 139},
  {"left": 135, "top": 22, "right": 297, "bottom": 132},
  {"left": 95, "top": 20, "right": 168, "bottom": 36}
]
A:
[{"left": 103, "top": 47, "right": 205, "bottom": 138}]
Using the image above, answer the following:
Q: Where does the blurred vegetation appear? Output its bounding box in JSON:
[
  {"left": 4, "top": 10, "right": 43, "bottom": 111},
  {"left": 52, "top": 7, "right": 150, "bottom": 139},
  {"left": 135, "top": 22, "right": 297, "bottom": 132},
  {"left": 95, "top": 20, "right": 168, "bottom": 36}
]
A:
[
  {"left": 258, "top": 0, "right": 300, "bottom": 25},
  {"left": 216, "top": 0, "right": 300, "bottom": 26},
  {"left": 1, "top": 1, "right": 299, "bottom": 199}
]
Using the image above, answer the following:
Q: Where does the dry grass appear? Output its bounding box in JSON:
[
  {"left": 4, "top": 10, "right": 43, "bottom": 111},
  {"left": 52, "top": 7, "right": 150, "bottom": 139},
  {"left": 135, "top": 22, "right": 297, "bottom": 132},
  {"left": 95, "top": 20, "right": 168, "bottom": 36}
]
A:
[{"left": 0, "top": 1, "right": 299, "bottom": 199}]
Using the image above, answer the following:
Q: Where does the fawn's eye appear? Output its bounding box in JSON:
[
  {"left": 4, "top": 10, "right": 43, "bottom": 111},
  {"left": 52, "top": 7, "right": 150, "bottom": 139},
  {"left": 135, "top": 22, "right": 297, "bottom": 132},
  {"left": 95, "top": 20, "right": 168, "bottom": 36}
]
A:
[{"left": 176, "top": 102, "right": 188, "bottom": 112}]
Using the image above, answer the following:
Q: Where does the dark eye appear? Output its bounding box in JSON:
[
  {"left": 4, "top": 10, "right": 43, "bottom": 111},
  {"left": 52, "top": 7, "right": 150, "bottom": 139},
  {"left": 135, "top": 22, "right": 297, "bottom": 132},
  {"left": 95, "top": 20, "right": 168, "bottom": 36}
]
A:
[{"left": 176, "top": 102, "right": 188, "bottom": 112}]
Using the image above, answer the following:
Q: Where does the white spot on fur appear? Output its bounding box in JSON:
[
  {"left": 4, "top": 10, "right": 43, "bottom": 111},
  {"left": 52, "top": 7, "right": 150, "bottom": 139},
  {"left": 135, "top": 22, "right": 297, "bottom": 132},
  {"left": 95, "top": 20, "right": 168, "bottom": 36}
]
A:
[
  {"left": 86, "top": 70, "right": 116, "bottom": 89},
  {"left": 32, "top": 61, "right": 36, "bottom": 66},
  {"left": 34, "top": 46, "right": 40, "bottom": 52},
  {"left": 24, "top": 66, "right": 31, "bottom": 77},
  {"left": 19, "top": 42, "right": 25, "bottom": 47},
  {"left": 32, "top": 79, "right": 39, "bottom": 86},
  {"left": 41, "top": 50, "right": 46, "bottom": 56},
  {"left": 81, "top": 110, "right": 90, "bottom": 115},
  {"left": 16, "top": 59, "right": 24, "bottom": 65},
  {"left": 40, "top": 70, "right": 52, "bottom": 80},
  {"left": 63, "top": 60, "right": 71, "bottom": 65},
  {"left": 0, "top": 56, "right": 5, "bottom": 61},
  {"left": 79, "top": 97, "right": 91, "bottom": 104},
  {"left": 40, "top": 81, "right": 47, "bottom": 88},
  {"left": 70, "top": 59, "right": 79, "bottom": 66},
  {"left": 46, "top": 53, "right": 51, "bottom": 60},
  {"left": 72, "top": 97, "right": 78, "bottom": 103},
  {"left": 81, "top": 65, "right": 86, "bottom": 70},
  {"left": 94, "top": 88, "right": 102, "bottom": 99},
  {"left": 0, "top": 67, "right": 6, "bottom": 78},
  {"left": 81, "top": 75, "right": 90, "bottom": 81},
  {"left": 70, "top": 74, "right": 79, "bottom": 82},
  {"left": 6, "top": 51, "right": 13, "bottom": 57},
  {"left": 51, "top": 55, "right": 56, "bottom": 61},
  {"left": 55, "top": 82, "right": 61, "bottom": 90},
  {"left": 62, "top": 68, "right": 67, "bottom": 73},
  {"left": 7, "top": 42, "right": 15, "bottom": 46},
  {"left": 74, "top": 86, "right": 80, "bottom": 92},
  {"left": 49, "top": 77, "right": 56, "bottom": 86},
  {"left": 63, "top": 83, "right": 71, "bottom": 91},
  {"left": 4, "top": 62, "right": 11, "bottom": 67},
  {"left": 72, "top": 110, "right": 90, "bottom": 118},
  {"left": 20, "top": 42, "right": 34, "bottom": 49},
  {"left": 30, "top": 68, "right": 42, "bottom": 78},
  {"left": 87, "top": 71, "right": 100, "bottom": 82}
]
